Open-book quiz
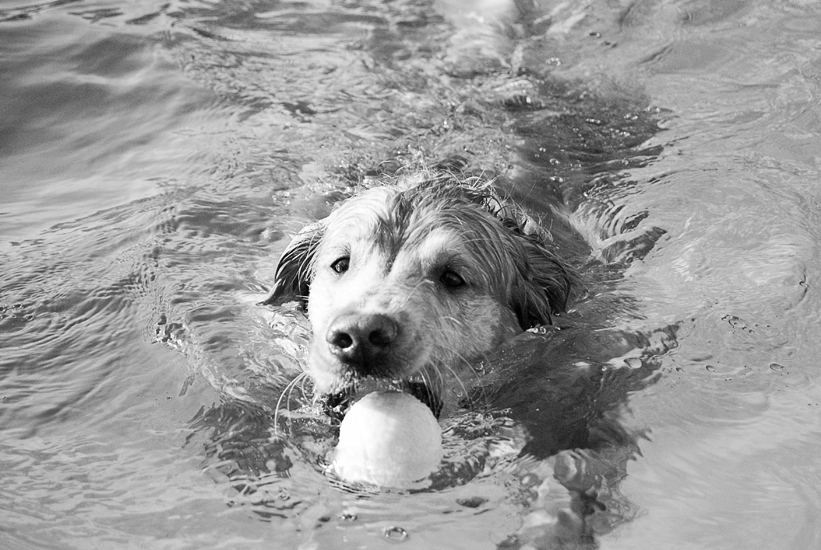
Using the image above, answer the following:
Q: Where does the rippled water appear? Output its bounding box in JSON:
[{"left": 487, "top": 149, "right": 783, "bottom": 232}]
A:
[{"left": 2, "top": 0, "right": 821, "bottom": 548}]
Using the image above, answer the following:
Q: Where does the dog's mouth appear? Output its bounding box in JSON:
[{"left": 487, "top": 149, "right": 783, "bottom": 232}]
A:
[{"left": 319, "top": 377, "right": 442, "bottom": 421}]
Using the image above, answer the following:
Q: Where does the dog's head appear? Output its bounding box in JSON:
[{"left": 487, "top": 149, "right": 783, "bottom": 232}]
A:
[{"left": 264, "top": 178, "right": 575, "bottom": 415}]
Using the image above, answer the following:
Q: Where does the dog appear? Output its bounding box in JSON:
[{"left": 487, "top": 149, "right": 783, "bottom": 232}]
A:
[{"left": 263, "top": 169, "right": 577, "bottom": 419}]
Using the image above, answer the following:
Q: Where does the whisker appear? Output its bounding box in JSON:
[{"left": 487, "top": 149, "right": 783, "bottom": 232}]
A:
[
  {"left": 273, "top": 372, "right": 308, "bottom": 439},
  {"left": 272, "top": 384, "right": 291, "bottom": 439},
  {"left": 297, "top": 371, "right": 312, "bottom": 398},
  {"left": 436, "top": 358, "right": 471, "bottom": 405},
  {"left": 284, "top": 372, "right": 305, "bottom": 432},
  {"left": 452, "top": 349, "right": 494, "bottom": 408},
  {"left": 417, "top": 367, "right": 445, "bottom": 415},
  {"left": 397, "top": 278, "right": 432, "bottom": 309},
  {"left": 439, "top": 316, "right": 485, "bottom": 380}
]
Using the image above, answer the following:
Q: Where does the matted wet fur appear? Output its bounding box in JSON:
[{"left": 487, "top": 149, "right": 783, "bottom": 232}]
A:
[{"left": 263, "top": 171, "right": 577, "bottom": 417}]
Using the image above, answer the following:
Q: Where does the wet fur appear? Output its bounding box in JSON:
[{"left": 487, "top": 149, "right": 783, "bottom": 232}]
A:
[{"left": 264, "top": 174, "right": 576, "bottom": 413}]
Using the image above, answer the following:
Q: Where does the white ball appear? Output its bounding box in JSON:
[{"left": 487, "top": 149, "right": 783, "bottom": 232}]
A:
[{"left": 331, "top": 391, "right": 443, "bottom": 487}]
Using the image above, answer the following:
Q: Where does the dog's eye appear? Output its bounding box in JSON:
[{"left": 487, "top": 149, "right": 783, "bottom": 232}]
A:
[
  {"left": 440, "top": 270, "right": 465, "bottom": 289},
  {"left": 330, "top": 257, "right": 350, "bottom": 274}
]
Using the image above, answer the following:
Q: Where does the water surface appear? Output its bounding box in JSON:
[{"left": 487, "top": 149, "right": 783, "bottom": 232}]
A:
[{"left": 2, "top": 0, "right": 821, "bottom": 548}]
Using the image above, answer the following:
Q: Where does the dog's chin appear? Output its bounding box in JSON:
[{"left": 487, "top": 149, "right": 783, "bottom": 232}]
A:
[{"left": 317, "top": 376, "right": 442, "bottom": 422}]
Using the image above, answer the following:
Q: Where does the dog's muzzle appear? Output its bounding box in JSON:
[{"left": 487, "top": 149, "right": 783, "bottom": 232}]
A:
[
  {"left": 317, "top": 311, "right": 442, "bottom": 421},
  {"left": 326, "top": 311, "right": 399, "bottom": 377}
]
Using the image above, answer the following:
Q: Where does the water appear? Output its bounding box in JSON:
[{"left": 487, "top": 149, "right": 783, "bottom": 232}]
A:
[{"left": 2, "top": 0, "right": 821, "bottom": 548}]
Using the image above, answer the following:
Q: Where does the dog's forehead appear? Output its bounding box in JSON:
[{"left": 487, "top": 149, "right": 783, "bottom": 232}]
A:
[
  {"left": 321, "top": 187, "right": 397, "bottom": 245},
  {"left": 321, "top": 185, "right": 513, "bottom": 266},
  {"left": 392, "top": 227, "right": 465, "bottom": 272},
  {"left": 412, "top": 227, "right": 460, "bottom": 257}
]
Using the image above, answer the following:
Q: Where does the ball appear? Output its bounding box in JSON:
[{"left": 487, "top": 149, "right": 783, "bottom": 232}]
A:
[{"left": 331, "top": 391, "right": 443, "bottom": 487}]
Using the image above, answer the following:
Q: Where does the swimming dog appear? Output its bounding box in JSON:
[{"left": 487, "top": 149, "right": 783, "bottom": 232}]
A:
[{"left": 263, "top": 172, "right": 576, "bottom": 417}]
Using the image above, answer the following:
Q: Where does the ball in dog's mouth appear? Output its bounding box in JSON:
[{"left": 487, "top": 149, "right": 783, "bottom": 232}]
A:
[
  {"left": 320, "top": 379, "right": 442, "bottom": 421},
  {"left": 330, "top": 390, "right": 443, "bottom": 488}
]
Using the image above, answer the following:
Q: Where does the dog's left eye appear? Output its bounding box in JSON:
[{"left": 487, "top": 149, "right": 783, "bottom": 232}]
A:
[
  {"left": 440, "top": 270, "right": 465, "bottom": 289},
  {"left": 331, "top": 257, "right": 350, "bottom": 274}
]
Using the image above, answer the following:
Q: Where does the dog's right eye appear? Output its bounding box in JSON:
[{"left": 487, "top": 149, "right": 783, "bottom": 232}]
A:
[
  {"left": 330, "top": 257, "right": 350, "bottom": 274},
  {"left": 440, "top": 269, "right": 465, "bottom": 289}
]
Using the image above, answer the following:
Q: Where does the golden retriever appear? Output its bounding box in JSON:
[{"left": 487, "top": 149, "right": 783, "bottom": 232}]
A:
[{"left": 263, "top": 172, "right": 576, "bottom": 417}]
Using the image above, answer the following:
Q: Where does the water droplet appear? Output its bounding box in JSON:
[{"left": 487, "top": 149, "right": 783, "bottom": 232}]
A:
[
  {"left": 384, "top": 526, "right": 408, "bottom": 542},
  {"left": 456, "top": 496, "right": 487, "bottom": 509},
  {"left": 520, "top": 474, "right": 539, "bottom": 487},
  {"left": 625, "top": 357, "right": 642, "bottom": 369}
]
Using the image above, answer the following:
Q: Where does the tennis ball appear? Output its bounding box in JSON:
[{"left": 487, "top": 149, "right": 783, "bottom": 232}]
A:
[{"left": 331, "top": 391, "right": 443, "bottom": 487}]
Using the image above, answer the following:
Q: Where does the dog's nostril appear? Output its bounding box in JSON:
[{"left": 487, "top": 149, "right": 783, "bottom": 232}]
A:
[
  {"left": 330, "top": 331, "right": 354, "bottom": 350},
  {"left": 368, "top": 327, "right": 394, "bottom": 347},
  {"left": 367, "top": 315, "right": 397, "bottom": 347}
]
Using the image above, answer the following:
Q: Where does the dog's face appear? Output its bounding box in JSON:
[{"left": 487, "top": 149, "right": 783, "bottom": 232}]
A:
[
  {"left": 265, "top": 180, "right": 574, "bottom": 413},
  {"left": 305, "top": 186, "right": 525, "bottom": 395}
]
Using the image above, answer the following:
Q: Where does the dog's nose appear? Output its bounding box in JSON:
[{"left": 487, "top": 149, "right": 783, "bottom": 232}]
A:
[{"left": 326, "top": 313, "right": 398, "bottom": 374}]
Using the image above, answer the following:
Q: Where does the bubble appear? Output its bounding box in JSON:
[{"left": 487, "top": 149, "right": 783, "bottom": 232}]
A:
[
  {"left": 456, "top": 496, "right": 487, "bottom": 509},
  {"left": 384, "top": 526, "right": 408, "bottom": 542}
]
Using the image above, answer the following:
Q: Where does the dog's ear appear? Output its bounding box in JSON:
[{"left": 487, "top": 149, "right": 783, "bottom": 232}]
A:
[
  {"left": 260, "top": 221, "right": 324, "bottom": 307},
  {"left": 510, "top": 235, "right": 576, "bottom": 329}
]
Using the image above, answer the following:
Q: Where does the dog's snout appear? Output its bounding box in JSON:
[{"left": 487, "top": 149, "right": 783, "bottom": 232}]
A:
[{"left": 326, "top": 312, "right": 398, "bottom": 373}]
